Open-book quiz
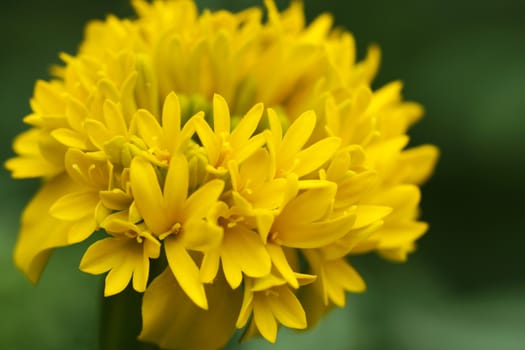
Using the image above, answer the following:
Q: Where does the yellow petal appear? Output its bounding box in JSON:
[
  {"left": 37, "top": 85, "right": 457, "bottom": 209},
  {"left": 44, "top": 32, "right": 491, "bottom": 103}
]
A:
[
  {"left": 51, "top": 128, "right": 87, "bottom": 149},
  {"left": 267, "top": 285, "right": 307, "bottom": 329},
  {"left": 193, "top": 116, "right": 220, "bottom": 166},
  {"left": 103, "top": 99, "right": 128, "bottom": 136},
  {"left": 181, "top": 217, "right": 223, "bottom": 251},
  {"left": 267, "top": 108, "right": 283, "bottom": 147},
  {"left": 233, "top": 133, "right": 267, "bottom": 165},
  {"left": 67, "top": 215, "right": 97, "bottom": 243},
  {"left": 84, "top": 119, "right": 111, "bottom": 150},
  {"left": 230, "top": 102, "right": 264, "bottom": 147},
  {"left": 14, "top": 174, "right": 77, "bottom": 283},
  {"left": 277, "top": 213, "right": 355, "bottom": 249},
  {"left": 134, "top": 109, "right": 164, "bottom": 150},
  {"left": 200, "top": 250, "right": 220, "bottom": 283},
  {"left": 221, "top": 224, "right": 272, "bottom": 288},
  {"left": 294, "top": 136, "right": 341, "bottom": 177},
  {"left": 377, "top": 185, "right": 421, "bottom": 213},
  {"left": 132, "top": 250, "right": 150, "bottom": 293},
  {"left": 4, "top": 156, "right": 62, "bottom": 179},
  {"left": 236, "top": 285, "right": 254, "bottom": 328},
  {"left": 164, "top": 237, "right": 208, "bottom": 309},
  {"left": 5, "top": 129, "right": 63, "bottom": 178},
  {"left": 139, "top": 267, "right": 242, "bottom": 350},
  {"left": 162, "top": 92, "right": 183, "bottom": 152},
  {"left": 80, "top": 237, "right": 126, "bottom": 275},
  {"left": 256, "top": 212, "right": 275, "bottom": 243},
  {"left": 221, "top": 250, "right": 243, "bottom": 290},
  {"left": 280, "top": 110, "right": 315, "bottom": 159},
  {"left": 130, "top": 157, "right": 170, "bottom": 234},
  {"left": 104, "top": 258, "right": 135, "bottom": 296},
  {"left": 266, "top": 243, "right": 298, "bottom": 288},
  {"left": 183, "top": 179, "right": 224, "bottom": 221},
  {"left": 326, "top": 259, "right": 365, "bottom": 294},
  {"left": 353, "top": 205, "right": 392, "bottom": 229},
  {"left": 237, "top": 148, "right": 271, "bottom": 189},
  {"left": 253, "top": 295, "right": 278, "bottom": 343},
  {"left": 276, "top": 186, "right": 335, "bottom": 226},
  {"left": 398, "top": 144, "right": 439, "bottom": 185},
  {"left": 49, "top": 190, "right": 99, "bottom": 220},
  {"left": 99, "top": 189, "right": 131, "bottom": 211},
  {"left": 212, "top": 93, "right": 231, "bottom": 135},
  {"left": 375, "top": 222, "right": 428, "bottom": 248},
  {"left": 163, "top": 153, "right": 188, "bottom": 221}
]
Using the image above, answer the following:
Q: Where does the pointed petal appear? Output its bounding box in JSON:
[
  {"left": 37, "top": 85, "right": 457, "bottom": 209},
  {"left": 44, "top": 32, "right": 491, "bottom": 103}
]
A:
[
  {"left": 200, "top": 250, "right": 220, "bottom": 283},
  {"left": 253, "top": 295, "right": 278, "bottom": 343},
  {"left": 104, "top": 257, "right": 134, "bottom": 296},
  {"left": 183, "top": 179, "right": 224, "bottom": 221},
  {"left": 326, "top": 259, "right": 366, "bottom": 294},
  {"left": 267, "top": 285, "right": 307, "bottom": 329},
  {"left": 134, "top": 109, "right": 164, "bottom": 150},
  {"left": 80, "top": 237, "right": 125, "bottom": 275},
  {"left": 294, "top": 137, "right": 341, "bottom": 177},
  {"left": 230, "top": 102, "right": 264, "bottom": 147},
  {"left": 234, "top": 133, "right": 266, "bottom": 165},
  {"left": 221, "top": 251, "right": 243, "bottom": 290},
  {"left": 193, "top": 116, "right": 220, "bottom": 166},
  {"left": 162, "top": 92, "right": 183, "bottom": 152},
  {"left": 236, "top": 286, "right": 254, "bottom": 328},
  {"left": 275, "top": 186, "right": 335, "bottom": 227},
  {"left": 130, "top": 157, "right": 170, "bottom": 234},
  {"left": 163, "top": 153, "right": 188, "bottom": 220},
  {"left": 212, "top": 93, "right": 231, "bottom": 135},
  {"left": 267, "top": 243, "right": 298, "bottom": 288},
  {"left": 103, "top": 100, "right": 128, "bottom": 136},
  {"left": 267, "top": 108, "right": 282, "bottom": 147},
  {"left": 398, "top": 144, "right": 439, "bottom": 185},
  {"left": 164, "top": 237, "right": 208, "bottom": 309},
  {"left": 280, "top": 110, "right": 316, "bottom": 157},
  {"left": 277, "top": 212, "right": 355, "bottom": 249}
]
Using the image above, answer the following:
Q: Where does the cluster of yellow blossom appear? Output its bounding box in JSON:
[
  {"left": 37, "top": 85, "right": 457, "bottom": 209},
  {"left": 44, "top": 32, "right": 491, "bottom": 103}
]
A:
[{"left": 6, "top": 0, "right": 438, "bottom": 348}]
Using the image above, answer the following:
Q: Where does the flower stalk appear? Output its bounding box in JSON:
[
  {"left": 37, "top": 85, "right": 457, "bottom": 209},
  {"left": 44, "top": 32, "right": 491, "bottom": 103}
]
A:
[{"left": 100, "top": 285, "right": 159, "bottom": 350}]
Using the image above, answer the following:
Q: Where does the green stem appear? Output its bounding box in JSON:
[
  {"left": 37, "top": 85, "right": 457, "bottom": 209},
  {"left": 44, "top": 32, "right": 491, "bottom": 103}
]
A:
[{"left": 99, "top": 285, "right": 159, "bottom": 350}]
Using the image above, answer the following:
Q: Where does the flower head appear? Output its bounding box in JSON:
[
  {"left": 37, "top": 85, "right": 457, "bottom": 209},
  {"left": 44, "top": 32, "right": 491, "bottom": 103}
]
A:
[{"left": 6, "top": 0, "right": 438, "bottom": 349}]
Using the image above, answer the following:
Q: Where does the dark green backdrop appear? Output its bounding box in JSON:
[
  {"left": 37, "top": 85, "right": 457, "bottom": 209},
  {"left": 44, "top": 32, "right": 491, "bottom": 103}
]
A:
[{"left": 1, "top": 1, "right": 524, "bottom": 349}]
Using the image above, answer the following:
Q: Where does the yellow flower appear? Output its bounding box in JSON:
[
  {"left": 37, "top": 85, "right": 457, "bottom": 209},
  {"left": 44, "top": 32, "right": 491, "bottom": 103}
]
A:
[
  {"left": 130, "top": 152, "right": 225, "bottom": 309},
  {"left": 193, "top": 93, "right": 266, "bottom": 174},
  {"left": 6, "top": 0, "right": 439, "bottom": 349},
  {"left": 236, "top": 274, "right": 312, "bottom": 343},
  {"left": 80, "top": 218, "right": 161, "bottom": 296}
]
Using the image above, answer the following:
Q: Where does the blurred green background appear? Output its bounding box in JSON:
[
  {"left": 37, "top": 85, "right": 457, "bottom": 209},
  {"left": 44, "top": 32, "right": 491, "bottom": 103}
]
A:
[{"left": 1, "top": 0, "right": 524, "bottom": 349}]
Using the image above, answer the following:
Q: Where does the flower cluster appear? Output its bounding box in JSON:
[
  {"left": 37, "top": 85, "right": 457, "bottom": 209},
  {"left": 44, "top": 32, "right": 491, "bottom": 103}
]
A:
[{"left": 6, "top": 0, "right": 438, "bottom": 349}]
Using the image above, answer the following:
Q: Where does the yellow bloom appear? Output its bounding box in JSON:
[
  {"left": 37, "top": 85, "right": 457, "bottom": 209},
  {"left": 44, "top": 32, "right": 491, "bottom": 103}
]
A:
[
  {"left": 6, "top": 0, "right": 438, "bottom": 349},
  {"left": 236, "top": 275, "right": 311, "bottom": 343},
  {"left": 194, "top": 93, "right": 265, "bottom": 174},
  {"left": 130, "top": 153, "right": 225, "bottom": 309},
  {"left": 80, "top": 218, "right": 161, "bottom": 296}
]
